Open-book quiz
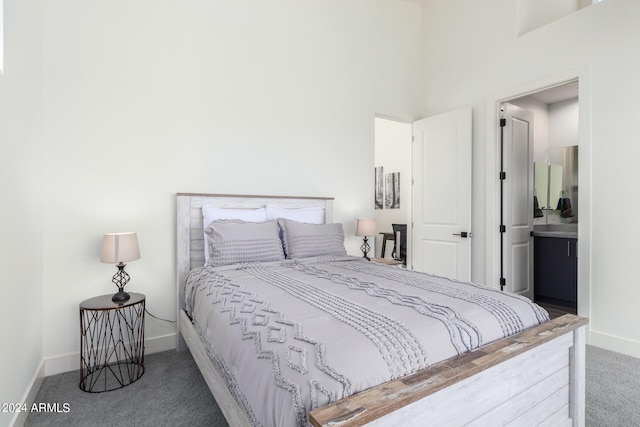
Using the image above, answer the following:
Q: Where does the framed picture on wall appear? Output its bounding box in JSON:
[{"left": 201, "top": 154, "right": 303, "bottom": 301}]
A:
[
  {"left": 375, "top": 166, "right": 384, "bottom": 209},
  {"left": 385, "top": 172, "right": 400, "bottom": 209}
]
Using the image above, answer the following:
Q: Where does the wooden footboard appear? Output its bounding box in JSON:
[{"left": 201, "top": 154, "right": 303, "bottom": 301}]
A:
[
  {"left": 179, "top": 310, "right": 587, "bottom": 427},
  {"left": 309, "top": 314, "right": 588, "bottom": 427}
]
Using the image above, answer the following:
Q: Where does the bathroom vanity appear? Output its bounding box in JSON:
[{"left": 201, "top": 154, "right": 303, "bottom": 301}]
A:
[{"left": 533, "top": 224, "right": 577, "bottom": 311}]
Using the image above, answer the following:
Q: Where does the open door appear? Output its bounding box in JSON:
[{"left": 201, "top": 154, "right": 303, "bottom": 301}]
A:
[
  {"left": 501, "top": 103, "right": 534, "bottom": 299},
  {"left": 412, "top": 107, "right": 472, "bottom": 281}
]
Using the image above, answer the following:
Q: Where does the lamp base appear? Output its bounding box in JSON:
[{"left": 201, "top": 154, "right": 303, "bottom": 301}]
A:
[
  {"left": 112, "top": 289, "right": 130, "bottom": 303},
  {"left": 360, "top": 237, "right": 371, "bottom": 261},
  {"left": 111, "top": 262, "right": 131, "bottom": 303}
]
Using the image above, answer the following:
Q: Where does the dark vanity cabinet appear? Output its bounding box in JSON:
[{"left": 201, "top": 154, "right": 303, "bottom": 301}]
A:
[{"left": 534, "top": 236, "right": 577, "bottom": 309}]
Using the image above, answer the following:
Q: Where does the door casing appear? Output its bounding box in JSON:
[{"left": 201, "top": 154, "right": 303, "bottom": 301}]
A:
[{"left": 484, "top": 68, "right": 591, "bottom": 323}]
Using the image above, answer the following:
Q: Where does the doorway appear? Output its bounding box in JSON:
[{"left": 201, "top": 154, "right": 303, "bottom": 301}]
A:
[
  {"left": 485, "top": 69, "right": 591, "bottom": 322},
  {"left": 507, "top": 82, "right": 579, "bottom": 316},
  {"left": 373, "top": 116, "right": 412, "bottom": 263},
  {"left": 375, "top": 110, "right": 472, "bottom": 278}
]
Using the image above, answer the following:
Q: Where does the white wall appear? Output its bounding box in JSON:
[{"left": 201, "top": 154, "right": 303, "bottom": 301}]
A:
[
  {"left": 8, "top": 1, "right": 640, "bottom": 419},
  {"left": 510, "top": 95, "right": 579, "bottom": 161},
  {"left": 549, "top": 98, "right": 580, "bottom": 148},
  {"left": 0, "top": 1, "right": 44, "bottom": 426},
  {"left": 419, "top": 0, "right": 640, "bottom": 357},
  {"left": 373, "top": 117, "right": 412, "bottom": 258},
  {"left": 516, "top": 0, "right": 580, "bottom": 35},
  {"left": 35, "top": 0, "right": 422, "bottom": 372},
  {"left": 507, "top": 95, "right": 580, "bottom": 222}
]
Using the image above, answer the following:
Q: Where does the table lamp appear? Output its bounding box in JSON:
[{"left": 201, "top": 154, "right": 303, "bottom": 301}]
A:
[
  {"left": 355, "top": 218, "right": 376, "bottom": 260},
  {"left": 100, "top": 232, "right": 141, "bottom": 303}
]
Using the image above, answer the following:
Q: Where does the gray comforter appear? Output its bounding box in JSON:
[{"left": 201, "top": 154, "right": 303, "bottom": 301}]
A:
[{"left": 185, "top": 256, "right": 549, "bottom": 427}]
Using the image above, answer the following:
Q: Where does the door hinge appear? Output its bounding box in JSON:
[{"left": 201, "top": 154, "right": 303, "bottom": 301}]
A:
[
  {"left": 499, "top": 171, "right": 506, "bottom": 180},
  {"left": 500, "top": 277, "right": 506, "bottom": 291},
  {"left": 500, "top": 118, "right": 506, "bottom": 127},
  {"left": 499, "top": 225, "right": 506, "bottom": 233}
]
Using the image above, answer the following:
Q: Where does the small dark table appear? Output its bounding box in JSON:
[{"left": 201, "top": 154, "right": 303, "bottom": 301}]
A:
[
  {"left": 379, "top": 232, "right": 395, "bottom": 258},
  {"left": 79, "top": 293, "right": 145, "bottom": 392},
  {"left": 371, "top": 257, "right": 404, "bottom": 266}
]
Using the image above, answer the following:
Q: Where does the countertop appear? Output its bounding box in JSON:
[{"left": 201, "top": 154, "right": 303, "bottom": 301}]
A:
[{"left": 533, "top": 223, "right": 578, "bottom": 239}]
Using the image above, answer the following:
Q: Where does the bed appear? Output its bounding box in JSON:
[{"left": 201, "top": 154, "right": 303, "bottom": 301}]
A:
[{"left": 176, "top": 193, "right": 588, "bottom": 427}]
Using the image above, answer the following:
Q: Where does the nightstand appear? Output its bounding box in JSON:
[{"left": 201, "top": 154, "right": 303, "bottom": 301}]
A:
[
  {"left": 371, "top": 257, "right": 405, "bottom": 267},
  {"left": 79, "top": 293, "right": 145, "bottom": 392}
]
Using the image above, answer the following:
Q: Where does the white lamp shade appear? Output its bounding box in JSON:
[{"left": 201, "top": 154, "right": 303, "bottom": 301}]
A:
[
  {"left": 100, "top": 232, "right": 141, "bottom": 264},
  {"left": 355, "top": 218, "right": 377, "bottom": 236}
]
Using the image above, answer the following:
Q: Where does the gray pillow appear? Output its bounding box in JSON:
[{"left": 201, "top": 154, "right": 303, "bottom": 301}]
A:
[
  {"left": 201, "top": 206, "right": 269, "bottom": 265},
  {"left": 278, "top": 219, "right": 347, "bottom": 259},
  {"left": 205, "top": 220, "right": 285, "bottom": 267}
]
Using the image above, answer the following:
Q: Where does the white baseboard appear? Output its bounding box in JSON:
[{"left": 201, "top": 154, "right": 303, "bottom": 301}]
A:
[
  {"left": 590, "top": 329, "right": 640, "bottom": 359},
  {"left": 10, "top": 360, "right": 45, "bottom": 427},
  {"left": 145, "top": 332, "right": 178, "bottom": 354},
  {"left": 44, "top": 333, "right": 177, "bottom": 376}
]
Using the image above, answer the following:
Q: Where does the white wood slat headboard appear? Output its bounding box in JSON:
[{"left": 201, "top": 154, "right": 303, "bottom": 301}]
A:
[{"left": 175, "top": 193, "right": 334, "bottom": 349}]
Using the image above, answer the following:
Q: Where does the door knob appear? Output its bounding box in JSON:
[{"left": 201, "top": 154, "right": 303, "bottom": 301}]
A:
[{"left": 452, "top": 231, "right": 472, "bottom": 238}]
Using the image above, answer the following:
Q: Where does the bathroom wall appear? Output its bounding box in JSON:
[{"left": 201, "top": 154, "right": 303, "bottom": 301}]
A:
[{"left": 509, "top": 95, "right": 579, "bottom": 224}]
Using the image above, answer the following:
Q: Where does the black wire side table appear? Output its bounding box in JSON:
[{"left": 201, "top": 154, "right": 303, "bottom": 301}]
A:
[{"left": 79, "top": 293, "right": 145, "bottom": 392}]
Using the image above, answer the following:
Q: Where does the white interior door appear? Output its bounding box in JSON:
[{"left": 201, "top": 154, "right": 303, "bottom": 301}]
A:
[
  {"left": 502, "top": 103, "right": 534, "bottom": 299},
  {"left": 412, "top": 107, "right": 472, "bottom": 281}
]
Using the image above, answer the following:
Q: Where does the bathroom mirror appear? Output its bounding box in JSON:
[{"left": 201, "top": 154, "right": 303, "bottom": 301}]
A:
[
  {"left": 534, "top": 145, "right": 578, "bottom": 222},
  {"left": 549, "top": 164, "right": 563, "bottom": 208},
  {"left": 534, "top": 163, "right": 562, "bottom": 210}
]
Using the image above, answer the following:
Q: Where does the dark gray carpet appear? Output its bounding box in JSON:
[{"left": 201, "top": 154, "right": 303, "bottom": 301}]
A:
[
  {"left": 25, "top": 344, "right": 640, "bottom": 426},
  {"left": 585, "top": 344, "right": 640, "bottom": 426},
  {"left": 25, "top": 349, "right": 228, "bottom": 427}
]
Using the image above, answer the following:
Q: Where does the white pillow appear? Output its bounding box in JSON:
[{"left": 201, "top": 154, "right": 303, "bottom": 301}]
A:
[
  {"left": 202, "top": 205, "right": 268, "bottom": 264},
  {"left": 265, "top": 205, "right": 324, "bottom": 224}
]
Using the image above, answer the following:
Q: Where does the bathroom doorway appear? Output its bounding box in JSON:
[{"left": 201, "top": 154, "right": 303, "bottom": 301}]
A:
[
  {"left": 507, "top": 81, "right": 579, "bottom": 317},
  {"left": 485, "top": 69, "right": 591, "bottom": 321}
]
